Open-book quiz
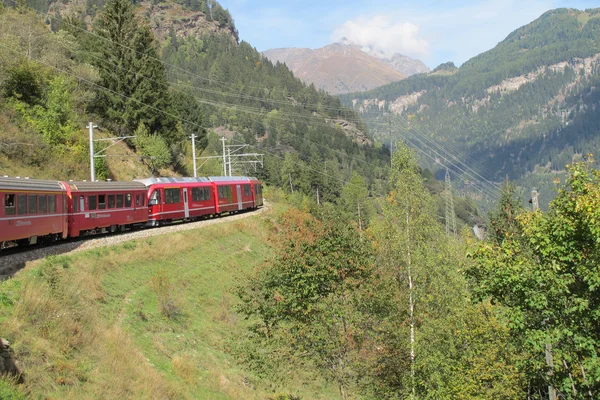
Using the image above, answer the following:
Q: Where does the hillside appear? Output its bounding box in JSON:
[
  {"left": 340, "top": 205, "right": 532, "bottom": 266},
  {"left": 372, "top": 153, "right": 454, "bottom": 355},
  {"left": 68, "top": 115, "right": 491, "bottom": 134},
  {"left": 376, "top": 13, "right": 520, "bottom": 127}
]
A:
[
  {"left": 0, "top": 0, "right": 391, "bottom": 204},
  {"left": 263, "top": 43, "right": 407, "bottom": 94},
  {"left": 341, "top": 8, "right": 600, "bottom": 205},
  {"left": 0, "top": 204, "right": 341, "bottom": 399}
]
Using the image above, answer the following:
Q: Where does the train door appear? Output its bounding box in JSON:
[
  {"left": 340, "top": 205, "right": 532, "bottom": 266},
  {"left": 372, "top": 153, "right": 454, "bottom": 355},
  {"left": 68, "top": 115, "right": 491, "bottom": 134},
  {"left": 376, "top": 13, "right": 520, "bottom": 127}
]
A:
[
  {"left": 236, "top": 185, "right": 242, "bottom": 210},
  {"left": 183, "top": 188, "right": 190, "bottom": 218}
]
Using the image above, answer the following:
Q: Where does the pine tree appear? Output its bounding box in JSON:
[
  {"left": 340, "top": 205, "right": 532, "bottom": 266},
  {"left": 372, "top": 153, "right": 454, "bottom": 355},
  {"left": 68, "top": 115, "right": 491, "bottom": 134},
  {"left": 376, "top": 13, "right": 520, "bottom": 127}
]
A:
[{"left": 93, "top": 0, "right": 175, "bottom": 139}]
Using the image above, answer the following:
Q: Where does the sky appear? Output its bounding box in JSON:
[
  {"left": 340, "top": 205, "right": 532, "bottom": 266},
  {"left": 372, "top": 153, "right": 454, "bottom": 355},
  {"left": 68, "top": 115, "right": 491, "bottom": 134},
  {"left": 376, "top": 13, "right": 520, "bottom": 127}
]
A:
[{"left": 219, "top": 0, "right": 599, "bottom": 68}]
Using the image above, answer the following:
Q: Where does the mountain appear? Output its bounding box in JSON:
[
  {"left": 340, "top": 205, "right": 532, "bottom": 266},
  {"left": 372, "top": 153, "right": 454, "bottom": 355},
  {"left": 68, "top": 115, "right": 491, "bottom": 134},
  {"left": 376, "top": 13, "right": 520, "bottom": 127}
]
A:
[
  {"left": 345, "top": 43, "right": 430, "bottom": 76},
  {"left": 341, "top": 8, "right": 600, "bottom": 206},
  {"left": 1, "top": 0, "right": 392, "bottom": 203},
  {"left": 263, "top": 43, "right": 407, "bottom": 94}
]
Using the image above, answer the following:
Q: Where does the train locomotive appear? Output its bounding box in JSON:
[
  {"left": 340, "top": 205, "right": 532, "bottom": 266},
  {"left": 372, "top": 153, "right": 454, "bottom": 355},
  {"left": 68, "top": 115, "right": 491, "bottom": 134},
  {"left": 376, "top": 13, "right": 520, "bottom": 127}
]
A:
[{"left": 0, "top": 175, "right": 263, "bottom": 250}]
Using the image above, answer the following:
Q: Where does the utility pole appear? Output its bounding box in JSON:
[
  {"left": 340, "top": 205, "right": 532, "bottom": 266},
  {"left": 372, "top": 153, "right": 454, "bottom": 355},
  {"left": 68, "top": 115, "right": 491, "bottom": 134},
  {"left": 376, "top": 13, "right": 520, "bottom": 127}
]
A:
[
  {"left": 190, "top": 134, "right": 197, "bottom": 178},
  {"left": 221, "top": 137, "right": 227, "bottom": 176},
  {"left": 227, "top": 148, "right": 232, "bottom": 176},
  {"left": 87, "top": 122, "right": 97, "bottom": 182},
  {"left": 316, "top": 186, "right": 320, "bottom": 205}
]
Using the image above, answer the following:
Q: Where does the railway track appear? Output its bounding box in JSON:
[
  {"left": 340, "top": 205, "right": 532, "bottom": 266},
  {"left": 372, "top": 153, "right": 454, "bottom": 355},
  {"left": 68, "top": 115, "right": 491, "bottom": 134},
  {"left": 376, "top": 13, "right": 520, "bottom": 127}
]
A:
[{"left": 0, "top": 205, "right": 268, "bottom": 279}]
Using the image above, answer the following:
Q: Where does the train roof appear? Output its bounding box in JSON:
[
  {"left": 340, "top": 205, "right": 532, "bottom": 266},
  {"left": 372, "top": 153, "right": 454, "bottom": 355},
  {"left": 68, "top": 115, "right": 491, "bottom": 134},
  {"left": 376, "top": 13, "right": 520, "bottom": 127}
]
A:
[
  {"left": 208, "top": 176, "right": 256, "bottom": 183},
  {"left": 67, "top": 181, "right": 147, "bottom": 192},
  {"left": 134, "top": 177, "right": 211, "bottom": 186},
  {"left": 0, "top": 176, "right": 66, "bottom": 192}
]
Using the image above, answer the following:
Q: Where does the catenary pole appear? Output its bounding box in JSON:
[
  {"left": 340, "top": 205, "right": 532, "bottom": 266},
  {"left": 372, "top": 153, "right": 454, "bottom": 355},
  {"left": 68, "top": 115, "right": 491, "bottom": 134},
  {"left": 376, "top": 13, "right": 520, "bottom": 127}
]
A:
[
  {"left": 87, "top": 122, "right": 97, "bottom": 182},
  {"left": 221, "top": 136, "right": 227, "bottom": 176},
  {"left": 191, "top": 134, "right": 197, "bottom": 177}
]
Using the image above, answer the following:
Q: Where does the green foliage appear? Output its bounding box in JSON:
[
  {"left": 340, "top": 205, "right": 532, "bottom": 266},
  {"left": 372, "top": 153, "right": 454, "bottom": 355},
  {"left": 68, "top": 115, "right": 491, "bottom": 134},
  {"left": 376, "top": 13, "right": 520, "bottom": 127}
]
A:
[
  {"left": 92, "top": 0, "right": 176, "bottom": 139},
  {"left": 2, "top": 61, "right": 45, "bottom": 105},
  {"left": 469, "top": 157, "right": 600, "bottom": 398},
  {"left": 24, "top": 75, "right": 78, "bottom": 146},
  {"left": 133, "top": 123, "right": 171, "bottom": 172},
  {"left": 0, "top": 377, "right": 25, "bottom": 400},
  {"left": 237, "top": 209, "right": 377, "bottom": 397},
  {"left": 340, "top": 171, "right": 374, "bottom": 229}
]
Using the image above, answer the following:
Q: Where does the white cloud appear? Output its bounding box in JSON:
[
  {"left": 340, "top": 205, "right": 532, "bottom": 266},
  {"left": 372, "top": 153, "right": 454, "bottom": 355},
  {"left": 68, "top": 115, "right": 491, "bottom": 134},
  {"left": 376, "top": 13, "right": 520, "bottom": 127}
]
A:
[{"left": 331, "top": 15, "right": 429, "bottom": 59}]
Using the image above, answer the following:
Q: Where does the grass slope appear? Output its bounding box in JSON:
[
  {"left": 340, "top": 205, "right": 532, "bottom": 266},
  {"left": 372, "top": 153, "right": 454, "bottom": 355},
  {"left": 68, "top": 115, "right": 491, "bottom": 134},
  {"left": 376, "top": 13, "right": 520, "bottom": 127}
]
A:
[{"left": 0, "top": 207, "right": 337, "bottom": 399}]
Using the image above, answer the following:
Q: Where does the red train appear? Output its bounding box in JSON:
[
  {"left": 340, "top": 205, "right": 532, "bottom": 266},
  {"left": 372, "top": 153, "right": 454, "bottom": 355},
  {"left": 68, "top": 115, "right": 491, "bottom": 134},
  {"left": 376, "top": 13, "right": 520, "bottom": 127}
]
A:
[{"left": 0, "top": 175, "right": 263, "bottom": 250}]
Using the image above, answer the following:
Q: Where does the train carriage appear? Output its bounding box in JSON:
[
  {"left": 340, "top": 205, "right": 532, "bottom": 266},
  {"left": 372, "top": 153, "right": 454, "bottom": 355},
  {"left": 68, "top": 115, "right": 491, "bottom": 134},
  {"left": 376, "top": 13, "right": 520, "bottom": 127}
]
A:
[
  {"left": 0, "top": 177, "right": 68, "bottom": 248},
  {"left": 135, "top": 177, "right": 216, "bottom": 226},
  {"left": 66, "top": 181, "right": 148, "bottom": 237},
  {"left": 209, "top": 176, "right": 257, "bottom": 214}
]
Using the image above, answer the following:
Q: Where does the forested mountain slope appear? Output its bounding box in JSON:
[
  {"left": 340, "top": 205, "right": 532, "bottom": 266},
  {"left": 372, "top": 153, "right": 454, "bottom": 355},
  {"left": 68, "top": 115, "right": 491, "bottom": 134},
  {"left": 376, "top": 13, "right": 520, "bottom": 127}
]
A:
[
  {"left": 0, "top": 0, "right": 392, "bottom": 205},
  {"left": 341, "top": 8, "right": 600, "bottom": 205}
]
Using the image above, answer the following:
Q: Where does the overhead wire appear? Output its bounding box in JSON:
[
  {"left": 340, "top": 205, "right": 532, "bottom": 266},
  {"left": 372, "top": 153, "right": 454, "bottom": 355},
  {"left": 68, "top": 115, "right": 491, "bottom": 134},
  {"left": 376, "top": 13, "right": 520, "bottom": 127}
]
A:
[
  {"left": 0, "top": 42, "right": 375, "bottom": 192},
  {"left": 3, "top": 4, "right": 501, "bottom": 199}
]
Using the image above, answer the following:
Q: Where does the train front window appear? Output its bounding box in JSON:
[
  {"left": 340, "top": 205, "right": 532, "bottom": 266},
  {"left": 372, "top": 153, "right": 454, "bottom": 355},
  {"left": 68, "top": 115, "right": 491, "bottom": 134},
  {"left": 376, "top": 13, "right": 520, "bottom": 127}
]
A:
[
  {"left": 4, "top": 194, "right": 15, "bottom": 215},
  {"left": 149, "top": 190, "right": 160, "bottom": 206}
]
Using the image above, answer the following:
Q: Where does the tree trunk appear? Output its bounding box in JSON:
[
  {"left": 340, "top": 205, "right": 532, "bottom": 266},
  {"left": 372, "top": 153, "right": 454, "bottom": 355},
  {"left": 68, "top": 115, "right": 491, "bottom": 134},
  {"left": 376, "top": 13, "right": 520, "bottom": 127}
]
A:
[{"left": 406, "top": 209, "right": 415, "bottom": 398}]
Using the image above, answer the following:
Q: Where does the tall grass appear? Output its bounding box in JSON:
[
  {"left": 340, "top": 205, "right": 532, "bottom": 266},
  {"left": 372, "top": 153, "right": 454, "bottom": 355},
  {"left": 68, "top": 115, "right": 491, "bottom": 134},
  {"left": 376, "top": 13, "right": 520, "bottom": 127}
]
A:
[{"left": 0, "top": 207, "right": 338, "bottom": 399}]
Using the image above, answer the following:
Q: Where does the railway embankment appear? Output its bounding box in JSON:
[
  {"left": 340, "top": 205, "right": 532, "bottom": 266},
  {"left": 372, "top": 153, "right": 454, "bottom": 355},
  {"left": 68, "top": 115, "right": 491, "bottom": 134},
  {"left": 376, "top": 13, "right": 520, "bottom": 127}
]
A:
[{"left": 0, "top": 201, "right": 335, "bottom": 399}]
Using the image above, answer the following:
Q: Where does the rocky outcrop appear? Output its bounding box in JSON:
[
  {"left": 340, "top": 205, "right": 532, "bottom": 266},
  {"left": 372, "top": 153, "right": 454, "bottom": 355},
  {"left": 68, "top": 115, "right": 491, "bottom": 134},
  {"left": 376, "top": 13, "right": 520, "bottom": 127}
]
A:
[
  {"left": 0, "top": 338, "right": 23, "bottom": 383},
  {"left": 137, "top": 1, "right": 237, "bottom": 43},
  {"left": 45, "top": 0, "right": 237, "bottom": 44},
  {"left": 321, "top": 115, "right": 372, "bottom": 146}
]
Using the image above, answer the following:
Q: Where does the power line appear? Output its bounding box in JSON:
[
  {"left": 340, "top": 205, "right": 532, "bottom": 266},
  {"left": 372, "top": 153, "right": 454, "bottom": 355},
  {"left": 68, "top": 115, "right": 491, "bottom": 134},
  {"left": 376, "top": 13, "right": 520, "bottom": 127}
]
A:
[
  {"left": 20, "top": 5, "right": 500, "bottom": 195},
  {"left": 1, "top": 7, "right": 501, "bottom": 200},
  {"left": 0, "top": 42, "right": 372, "bottom": 193}
]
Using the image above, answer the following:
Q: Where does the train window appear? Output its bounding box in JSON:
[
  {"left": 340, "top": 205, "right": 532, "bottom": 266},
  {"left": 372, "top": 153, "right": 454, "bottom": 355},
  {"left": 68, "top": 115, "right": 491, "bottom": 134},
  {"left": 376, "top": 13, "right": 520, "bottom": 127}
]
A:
[
  {"left": 89, "top": 195, "right": 97, "bottom": 210},
  {"left": 149, "top": 190, "right": 160, "bottom": 206},
  {"left": 218, "top": 186, "right": 228, "bottom": 199},
  {"left": 116, "top": 194, "right": 123, "bottom": 208},
  {"left": 5, "top": 194, "right": 15, "bottom": 216},
  {"left": 108, "top": 195, "right": 115, "bottom": 209},
  {"left": 17, "top": 194, "right": 27, "bottom": 215},
  {"left": 28, "top": 195, "right": 37, "bottom": 214},
  {"left": 164, "top": 188, "right": 180, "bottom": 204},
  {"left": 204, "top": 188, "right": 211, "bottom": 200},
  {"left": 192, "top": 188, "right": 200, "bottom": 201},
  {"left": 244, "top": 185, "right": 251, "bottom": 196},
  {"left": 74, "top": 197, "right": 79, "bottom": 212},
  {"left": 125, "top": 194, "right": 132, "bottom": 208},
  {"left": 135, "top": 194, "right": 140, "bottom": 207},
  {"left": 39, "top": 195, "right": 47, "bottom": 213},
  {"left": 48, "top": 195, "right": 56, "bottom": 213},
  {"left": 98, "top": 195, "right": 106, "bottom": 210},
  {"left": 142, "top": 195, "right": 145, "bottom": 206}
]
